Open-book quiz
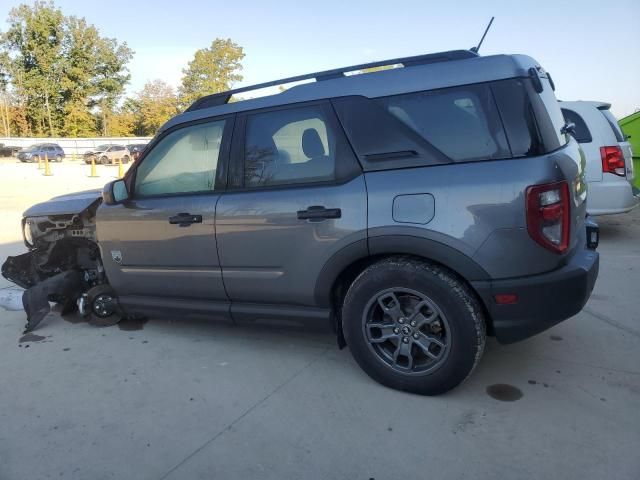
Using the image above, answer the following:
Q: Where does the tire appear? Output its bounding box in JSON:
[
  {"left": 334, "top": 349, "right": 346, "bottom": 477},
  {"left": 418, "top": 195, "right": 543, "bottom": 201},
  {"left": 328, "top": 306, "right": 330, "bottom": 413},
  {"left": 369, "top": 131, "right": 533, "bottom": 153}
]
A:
[
  {"left": 342, "top": 256, "right": 486, "bottom": 395},
  {"left": 100, "top": 156, "right": 110, "bottom": 165},
  {"left": 55, "top": 155, "right": 63, "bottom": 163},
  {"left": 122, "top": 155, "right": 130, "bottom": 164},
  {"left": 86, "top": 284, "right": 121, "bottom": 327},
  {"left": 31, "top": 155, "right": 39, "bottom": 164}
]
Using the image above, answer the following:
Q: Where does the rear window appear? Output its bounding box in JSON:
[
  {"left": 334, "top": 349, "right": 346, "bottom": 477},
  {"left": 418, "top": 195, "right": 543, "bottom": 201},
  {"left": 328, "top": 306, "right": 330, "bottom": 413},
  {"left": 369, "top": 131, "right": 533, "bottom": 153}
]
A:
[
  {"left": 375, "top": 84, "right": 510, "bottom": 162},
  {"left": 561, "top": 108, "right": 592, "bottom": 143},
  {"left": 600, "top": 109, "right": 625, "bottom": 142}
]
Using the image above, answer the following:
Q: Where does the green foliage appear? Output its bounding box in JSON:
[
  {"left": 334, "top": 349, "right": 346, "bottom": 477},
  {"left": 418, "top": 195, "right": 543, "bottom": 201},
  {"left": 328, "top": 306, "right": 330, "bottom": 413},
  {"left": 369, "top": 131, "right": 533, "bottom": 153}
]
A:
[
  {"left": 0, "top": 1, "right": 133, "bottom": 136},
  {"left": 0, "top": 3, "right": 245, "bottom": 137},
  {"left": 178, "top": 38, "right": 245, "bottom": 109},
  {"left": 136, "top": 80, "right": 178, "bottom": 135}
]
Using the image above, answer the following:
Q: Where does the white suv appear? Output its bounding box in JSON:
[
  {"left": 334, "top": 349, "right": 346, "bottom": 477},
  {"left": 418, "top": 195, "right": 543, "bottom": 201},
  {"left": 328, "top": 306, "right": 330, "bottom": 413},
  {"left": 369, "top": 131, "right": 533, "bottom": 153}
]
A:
[{"left": 561, "top": 101, "right": 638, "bottom": 215}]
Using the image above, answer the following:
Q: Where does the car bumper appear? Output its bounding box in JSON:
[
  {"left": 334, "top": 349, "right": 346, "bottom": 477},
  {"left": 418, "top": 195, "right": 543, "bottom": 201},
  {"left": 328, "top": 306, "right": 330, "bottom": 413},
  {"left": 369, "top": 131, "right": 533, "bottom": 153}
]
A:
[
  {"left": 472, "top": 235, "right": 599, "bottom": 344},
  {"left": 587, "top": 177, "right": 639, "bottom": 215}
]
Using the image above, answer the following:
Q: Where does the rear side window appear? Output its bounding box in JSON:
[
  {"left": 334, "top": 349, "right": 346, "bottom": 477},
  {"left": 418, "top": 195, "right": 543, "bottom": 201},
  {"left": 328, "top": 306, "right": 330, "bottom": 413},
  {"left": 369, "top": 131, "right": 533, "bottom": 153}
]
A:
[
  {"left": 376, "top": 84, "right": 510, "bottom": 162},
  {"left": 243, "top": 104, "right": 337, "bottom": 188},
  {"left": 600, "top": 109, "right": 625, "bottom": 142},
  {"left": 561, "top": 108, "right": 592, "bottom": 143}
]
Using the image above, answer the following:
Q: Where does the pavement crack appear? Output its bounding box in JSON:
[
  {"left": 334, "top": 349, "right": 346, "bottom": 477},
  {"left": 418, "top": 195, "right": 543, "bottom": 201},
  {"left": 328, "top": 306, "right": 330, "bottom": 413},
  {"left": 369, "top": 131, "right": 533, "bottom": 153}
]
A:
[
  {"left": 583, "top": 307, "right": 640, "bottom": 339},
  {"left": 157, "top": 347, "right": 330, "bottom": 480}
]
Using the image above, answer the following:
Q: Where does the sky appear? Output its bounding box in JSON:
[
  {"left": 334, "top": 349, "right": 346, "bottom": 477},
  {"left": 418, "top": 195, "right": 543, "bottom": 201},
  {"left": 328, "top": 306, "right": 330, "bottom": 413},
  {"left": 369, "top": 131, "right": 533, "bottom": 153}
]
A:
[{"left": 1, "top": 0, "right": 639, "bottom": 118}]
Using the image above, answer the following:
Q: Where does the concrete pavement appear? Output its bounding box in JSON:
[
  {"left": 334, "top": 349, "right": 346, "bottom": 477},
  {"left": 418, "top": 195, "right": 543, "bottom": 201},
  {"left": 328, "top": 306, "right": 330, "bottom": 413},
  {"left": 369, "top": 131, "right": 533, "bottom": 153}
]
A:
[{"left": 0, "top": 160, "right": 638, "bottom": 479}]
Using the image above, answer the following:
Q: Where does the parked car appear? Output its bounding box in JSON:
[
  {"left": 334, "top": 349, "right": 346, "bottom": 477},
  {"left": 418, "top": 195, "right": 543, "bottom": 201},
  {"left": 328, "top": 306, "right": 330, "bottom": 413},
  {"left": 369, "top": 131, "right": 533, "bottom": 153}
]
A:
[
  {"left": 2, "top": 49, "right": 599, "bottom": 395},
  {"left": 560, "top": 101, "right": 638, "bottom": 215},
  {"left": 17, "top": 143, "right": 65, "bottom": 163},
  {"left": 83, "top": 144, "right": 131, "bottom": 165},
  {"left": 0, "top": 143, "right": 21, "bottom": 157},
  {"left": 127, "top": 143, "right": 148, "bottom": 161}
]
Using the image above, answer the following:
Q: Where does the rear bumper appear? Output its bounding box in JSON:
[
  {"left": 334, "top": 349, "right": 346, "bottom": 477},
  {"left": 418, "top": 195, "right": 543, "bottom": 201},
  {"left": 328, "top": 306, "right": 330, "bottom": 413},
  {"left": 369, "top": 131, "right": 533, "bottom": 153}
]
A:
[
  {"left": 472, "top": 242, "right": 599, "bottom": 344},
  {"left": 587, "top": 177, "right": 639, "bottom": 215}
]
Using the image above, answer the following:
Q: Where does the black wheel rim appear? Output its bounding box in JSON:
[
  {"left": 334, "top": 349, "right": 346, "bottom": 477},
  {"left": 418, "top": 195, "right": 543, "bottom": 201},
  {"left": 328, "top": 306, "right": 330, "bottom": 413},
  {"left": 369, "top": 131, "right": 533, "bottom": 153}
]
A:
[
  {"left": 93, "top": 294, "right": 115, "bottom": 318},
  {"left": 362, "top": 287, "right": 450, "bottom": 375}
]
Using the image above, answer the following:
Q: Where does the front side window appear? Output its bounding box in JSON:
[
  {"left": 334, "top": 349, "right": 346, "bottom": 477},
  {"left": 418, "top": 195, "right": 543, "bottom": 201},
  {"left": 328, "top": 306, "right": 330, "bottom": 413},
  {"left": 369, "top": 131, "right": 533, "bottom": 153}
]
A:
[
  {"left": 244, "top": 105, "right": 335, "bottom": 187},
  {"left": 135, "top": 120, "right": 225, "bottom": 197},
  {"left": 376, "top": 84, "right": 510, "bottom": 162}
]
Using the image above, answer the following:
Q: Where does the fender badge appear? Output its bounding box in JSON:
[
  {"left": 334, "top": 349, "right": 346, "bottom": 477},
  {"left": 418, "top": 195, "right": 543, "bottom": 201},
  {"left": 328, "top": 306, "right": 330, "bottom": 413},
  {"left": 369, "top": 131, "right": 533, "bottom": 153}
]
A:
[{"left": 111, "top": 250, "right": 123, "bottom": 264}]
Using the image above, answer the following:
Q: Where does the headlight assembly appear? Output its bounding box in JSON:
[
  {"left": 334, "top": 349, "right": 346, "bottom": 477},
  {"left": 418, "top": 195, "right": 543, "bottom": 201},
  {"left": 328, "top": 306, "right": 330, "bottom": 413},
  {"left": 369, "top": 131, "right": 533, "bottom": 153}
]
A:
[{"left": 22, "top": 218, "right": 34, "bottom": 247}]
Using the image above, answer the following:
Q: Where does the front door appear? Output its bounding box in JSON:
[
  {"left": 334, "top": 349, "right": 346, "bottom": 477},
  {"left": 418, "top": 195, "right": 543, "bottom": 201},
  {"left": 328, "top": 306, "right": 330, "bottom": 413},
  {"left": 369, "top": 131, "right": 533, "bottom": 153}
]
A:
[
  {"left": 97, "top": 117, "right": 233, "bottom": 305},
  {"left": 216, "top": 102, "right": 367, "bottom": 312}
]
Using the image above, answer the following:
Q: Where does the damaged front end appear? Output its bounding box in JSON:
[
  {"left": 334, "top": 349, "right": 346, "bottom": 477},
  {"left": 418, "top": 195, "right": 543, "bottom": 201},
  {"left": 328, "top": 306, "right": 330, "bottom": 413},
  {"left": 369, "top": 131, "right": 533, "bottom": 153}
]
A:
[{"left": 2, "top": 192, "right": 109, "bottom": 332}]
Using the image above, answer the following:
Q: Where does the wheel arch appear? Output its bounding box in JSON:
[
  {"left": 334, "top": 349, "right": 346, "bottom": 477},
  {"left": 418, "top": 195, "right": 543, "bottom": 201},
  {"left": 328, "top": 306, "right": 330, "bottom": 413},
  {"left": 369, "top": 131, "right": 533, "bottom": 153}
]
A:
[{"left": 314, "top": 235, "right": 494, "bottom": 342}]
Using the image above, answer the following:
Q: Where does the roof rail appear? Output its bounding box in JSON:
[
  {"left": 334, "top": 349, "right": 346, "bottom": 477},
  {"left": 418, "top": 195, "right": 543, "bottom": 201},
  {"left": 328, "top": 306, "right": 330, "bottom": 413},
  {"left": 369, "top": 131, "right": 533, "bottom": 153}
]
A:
[{"left": 185, "top": 49, "right": 478, "bottom": 112}]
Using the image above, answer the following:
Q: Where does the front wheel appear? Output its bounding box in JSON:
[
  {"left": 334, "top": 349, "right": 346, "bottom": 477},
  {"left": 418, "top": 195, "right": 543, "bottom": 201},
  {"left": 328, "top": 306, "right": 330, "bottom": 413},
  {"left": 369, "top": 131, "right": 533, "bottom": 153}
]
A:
[
  {"left": 100, "top": 156, "right": 110, "bottom": 165},
  {"left": 342, "top": 257, "right": 486, "bottom": 395},
  {"left": 86, "top": 284, "right": 121, "bottom": 327}
]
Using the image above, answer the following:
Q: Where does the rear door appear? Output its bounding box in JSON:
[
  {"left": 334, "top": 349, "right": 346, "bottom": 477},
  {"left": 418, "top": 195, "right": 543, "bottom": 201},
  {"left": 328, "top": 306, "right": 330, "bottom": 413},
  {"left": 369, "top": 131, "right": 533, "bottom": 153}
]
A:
[
  {"left": 215, "top": 101, "right": 367, "bottom": 311},
  {"left": 97, "top": 117, "right": 234, "bottom": 304}
]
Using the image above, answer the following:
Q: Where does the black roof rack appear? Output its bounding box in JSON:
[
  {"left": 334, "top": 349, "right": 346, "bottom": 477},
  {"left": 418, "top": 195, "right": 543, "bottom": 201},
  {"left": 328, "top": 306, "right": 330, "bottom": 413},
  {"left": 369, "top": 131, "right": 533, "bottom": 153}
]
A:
[{"left": 185, "top": 49, "right": 478, "bottom": 112}]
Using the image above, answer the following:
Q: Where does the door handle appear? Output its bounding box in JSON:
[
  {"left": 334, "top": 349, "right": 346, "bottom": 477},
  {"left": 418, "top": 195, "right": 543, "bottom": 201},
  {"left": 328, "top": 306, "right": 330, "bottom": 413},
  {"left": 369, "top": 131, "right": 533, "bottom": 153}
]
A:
[
  {"left": 169, "top": 213, "right": 202, "bottom": 227},
  {"left": 297, "top": 206, "right": 342, "bottom": 221}
]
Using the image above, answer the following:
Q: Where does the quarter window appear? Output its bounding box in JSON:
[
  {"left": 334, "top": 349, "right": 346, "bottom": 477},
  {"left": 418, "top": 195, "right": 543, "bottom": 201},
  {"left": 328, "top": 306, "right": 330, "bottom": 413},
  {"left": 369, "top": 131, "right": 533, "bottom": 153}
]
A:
[
  {"left": 135, "top": 120, "right": 225, "bottom": 197},
  {"left": 244, "top": 105, "right": 336, "bottom": 187},
  {"left": 561, "top": 108, "right": 592, "bottom": 143},
  {"left": 376, "top": 84, "right": 510, "bottom": 162}
]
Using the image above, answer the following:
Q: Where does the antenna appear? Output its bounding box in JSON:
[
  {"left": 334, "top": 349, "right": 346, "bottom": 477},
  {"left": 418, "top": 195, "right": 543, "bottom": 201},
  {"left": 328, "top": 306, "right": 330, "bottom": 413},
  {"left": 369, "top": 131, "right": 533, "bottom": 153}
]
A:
[{"left": 470, "top": 17, "right": 495, "bottom": 53}]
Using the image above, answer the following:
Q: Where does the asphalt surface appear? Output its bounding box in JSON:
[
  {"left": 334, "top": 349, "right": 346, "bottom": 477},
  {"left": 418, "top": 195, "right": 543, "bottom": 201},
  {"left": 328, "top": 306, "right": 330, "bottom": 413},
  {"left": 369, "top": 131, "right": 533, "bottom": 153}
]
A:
[{"left": 0, "top": 159, "right": 638, "bottom": 479}]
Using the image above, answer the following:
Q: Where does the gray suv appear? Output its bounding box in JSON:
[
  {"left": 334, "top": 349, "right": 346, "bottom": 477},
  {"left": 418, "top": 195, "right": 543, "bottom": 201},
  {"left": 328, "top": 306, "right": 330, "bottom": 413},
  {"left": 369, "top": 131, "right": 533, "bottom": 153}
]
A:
[
  {"left": 17, "top": 143, "right": 65, "bottom": 162},
  {"left": 2, "top": 50, "right": 599, "bottom": 395}
]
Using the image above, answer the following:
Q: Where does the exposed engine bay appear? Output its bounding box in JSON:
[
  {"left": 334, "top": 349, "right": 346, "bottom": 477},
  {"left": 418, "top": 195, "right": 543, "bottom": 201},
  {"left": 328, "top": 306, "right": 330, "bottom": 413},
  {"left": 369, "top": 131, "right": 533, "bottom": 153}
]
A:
[{"left": 1, "top": 192, "right": 120, "bottom": 332}]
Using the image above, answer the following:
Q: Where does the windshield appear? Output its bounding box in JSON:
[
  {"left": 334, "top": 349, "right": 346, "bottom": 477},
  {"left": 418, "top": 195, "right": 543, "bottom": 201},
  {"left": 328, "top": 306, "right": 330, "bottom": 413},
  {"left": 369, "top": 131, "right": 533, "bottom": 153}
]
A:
[
  {"left": 23, "top": 145, "right": 40, "bottom": 152},
  {"left": 95, "top": 144, "right": 111, "bottom": 151}
]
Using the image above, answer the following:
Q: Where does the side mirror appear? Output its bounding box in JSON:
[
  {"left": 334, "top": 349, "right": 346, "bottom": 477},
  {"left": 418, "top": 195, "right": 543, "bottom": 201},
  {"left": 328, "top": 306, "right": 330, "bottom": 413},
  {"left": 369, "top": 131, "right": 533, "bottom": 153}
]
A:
[{"left": 102, "top": 179, "right": 129, "bottom": 205}]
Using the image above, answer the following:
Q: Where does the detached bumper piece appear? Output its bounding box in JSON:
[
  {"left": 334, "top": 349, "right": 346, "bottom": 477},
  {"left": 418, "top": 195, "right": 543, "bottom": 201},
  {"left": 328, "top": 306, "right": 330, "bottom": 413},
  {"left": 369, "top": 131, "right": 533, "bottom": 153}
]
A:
[
  {"left": 20, "top": 271, "right": 84, "bottom": 333},
  {"left": 2, "top": 253, "right": 85, "bottom": 333}
]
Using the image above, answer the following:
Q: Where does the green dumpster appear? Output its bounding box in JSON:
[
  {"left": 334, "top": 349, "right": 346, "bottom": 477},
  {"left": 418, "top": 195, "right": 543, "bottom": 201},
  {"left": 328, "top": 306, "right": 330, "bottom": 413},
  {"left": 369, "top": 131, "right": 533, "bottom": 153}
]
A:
[{"left": 619, "top": 111, "right": 640, "bottom": 188}]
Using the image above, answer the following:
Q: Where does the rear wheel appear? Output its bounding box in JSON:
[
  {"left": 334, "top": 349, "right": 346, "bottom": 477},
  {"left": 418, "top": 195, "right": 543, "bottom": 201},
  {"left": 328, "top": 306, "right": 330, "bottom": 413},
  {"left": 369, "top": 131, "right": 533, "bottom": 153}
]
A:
[
  {"left": 100, "top": 156, "right": 110, "bottom": 165},
  {"left": 55, "top": 154, "right": 63, "bottom": 162},
  {"left": 342, "top": 256, "right": 486, "bottom": 395}
]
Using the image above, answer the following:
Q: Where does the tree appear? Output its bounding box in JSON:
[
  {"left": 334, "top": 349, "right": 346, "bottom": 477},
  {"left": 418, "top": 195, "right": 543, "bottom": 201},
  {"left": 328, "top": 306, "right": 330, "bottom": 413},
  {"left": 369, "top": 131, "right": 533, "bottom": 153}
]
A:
[
  {"left": 0, "top": 1, "right": 133, "bottom": 137},
  {"left": 2, "top": 1, "right": 65, "bottom": 135},
  {"left": 135, "top": 79, "right": 178, "bottom": 135},
  {"left": 178, "top": 38, "right": 244, "bottom": 109},
  {"left": 92, "top": 36, "right": 133, "bottom": 136}
]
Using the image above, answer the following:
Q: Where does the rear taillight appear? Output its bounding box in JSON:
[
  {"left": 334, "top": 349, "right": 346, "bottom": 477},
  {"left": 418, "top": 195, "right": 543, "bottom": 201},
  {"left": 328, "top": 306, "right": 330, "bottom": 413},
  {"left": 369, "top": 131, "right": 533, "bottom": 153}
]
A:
[
  {"left": 600, "top": 146, "right": 625, "bottom": 176},
  {"left": 526, "top": 181, "right": 570, "bottom": 254}
]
